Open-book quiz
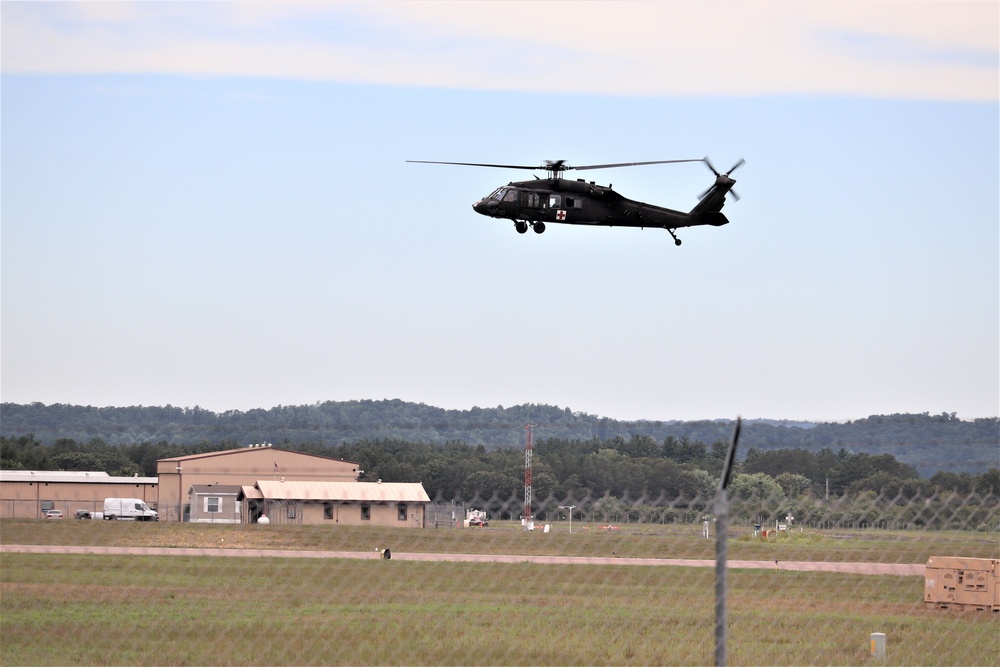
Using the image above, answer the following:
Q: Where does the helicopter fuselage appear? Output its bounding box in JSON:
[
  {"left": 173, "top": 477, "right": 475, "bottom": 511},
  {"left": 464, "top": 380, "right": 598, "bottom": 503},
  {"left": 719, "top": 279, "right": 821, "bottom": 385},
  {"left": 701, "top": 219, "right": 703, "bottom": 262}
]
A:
[{"left": 472, "top": 177, "right": 730, "bottom": 234}]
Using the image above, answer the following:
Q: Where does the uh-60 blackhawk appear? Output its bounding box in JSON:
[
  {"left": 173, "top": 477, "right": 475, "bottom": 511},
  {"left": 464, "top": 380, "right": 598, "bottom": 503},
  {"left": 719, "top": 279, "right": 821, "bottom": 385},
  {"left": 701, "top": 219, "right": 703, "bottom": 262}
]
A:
[{"left": 407, "top": 157, "right": 744, "bottom": 246}]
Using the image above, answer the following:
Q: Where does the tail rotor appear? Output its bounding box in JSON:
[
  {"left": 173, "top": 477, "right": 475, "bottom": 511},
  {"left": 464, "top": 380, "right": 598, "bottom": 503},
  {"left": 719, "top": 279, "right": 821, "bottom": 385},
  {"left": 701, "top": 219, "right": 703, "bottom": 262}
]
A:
[{"left": 699, "top": 158, "right": 745, "bottom": 201}]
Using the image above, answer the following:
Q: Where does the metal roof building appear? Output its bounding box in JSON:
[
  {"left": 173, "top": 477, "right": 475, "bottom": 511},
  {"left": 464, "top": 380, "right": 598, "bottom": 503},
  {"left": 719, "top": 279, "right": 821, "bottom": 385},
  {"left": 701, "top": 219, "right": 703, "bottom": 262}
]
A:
[
  {"left": 240, "top": 480, "right": 430, "bottom": 527},
  {"left": 156, "top": 445, "right": 361, "bottom": 522},
  {"left": 0, "top": 470, "right": 158, "bottom": 519}
]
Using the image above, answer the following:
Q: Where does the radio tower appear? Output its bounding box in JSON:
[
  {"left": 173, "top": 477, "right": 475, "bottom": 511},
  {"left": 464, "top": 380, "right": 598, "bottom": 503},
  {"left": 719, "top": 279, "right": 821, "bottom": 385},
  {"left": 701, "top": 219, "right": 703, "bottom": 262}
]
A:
[{"left": 523, "top": 423, "right": 534, "bottom": 531}]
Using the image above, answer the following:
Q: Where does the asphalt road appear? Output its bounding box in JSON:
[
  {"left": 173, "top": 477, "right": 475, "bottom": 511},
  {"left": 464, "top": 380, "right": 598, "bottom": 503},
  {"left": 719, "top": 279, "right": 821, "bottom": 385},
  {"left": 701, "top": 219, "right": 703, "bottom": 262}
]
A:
[{"left": 0, "top": 544, "right": 924, "bottom": 575}]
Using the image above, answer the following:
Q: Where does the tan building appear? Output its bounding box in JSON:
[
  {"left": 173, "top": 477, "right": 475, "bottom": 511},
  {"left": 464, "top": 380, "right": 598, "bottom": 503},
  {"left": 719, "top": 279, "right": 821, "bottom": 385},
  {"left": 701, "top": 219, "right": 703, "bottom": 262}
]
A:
[
  {"left": 239, "top": 480, "right": 430, "bottom": 527},
  {"left": 0, "top": 470, "right": 158, "bottom": 519},
  {"left": 157, "top": 445, "right": 361, "bottom": 522}
]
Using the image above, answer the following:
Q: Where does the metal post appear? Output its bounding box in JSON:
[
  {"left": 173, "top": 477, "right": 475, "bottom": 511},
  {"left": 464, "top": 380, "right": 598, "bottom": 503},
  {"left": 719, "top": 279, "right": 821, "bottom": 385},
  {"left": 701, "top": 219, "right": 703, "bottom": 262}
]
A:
[
  {"left": 714, "top": 488, "right": 730, "bottom": 667},
  {"left": 176, "top": 465, "right": 183, "bottom": 523},
  {"left": 715, "top": 418, "right": 741, "bottom": 667},
  {"left": 870, "top": 633, "right": 886, "bottom": 661},
  {"left": 560, "top": 505, "right": 576, "bottom": 533}
]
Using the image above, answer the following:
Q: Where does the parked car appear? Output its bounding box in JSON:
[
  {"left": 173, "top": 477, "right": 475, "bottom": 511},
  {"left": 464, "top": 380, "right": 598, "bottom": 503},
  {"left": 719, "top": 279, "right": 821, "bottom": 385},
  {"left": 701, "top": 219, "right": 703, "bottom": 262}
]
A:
[
  {"left": 103, "top": 498, "right": 158, "bottom": 521},
  {"left": 74, "top": 510, "right": 93, "bottom": 520},
  {"left": 44, "top": 510, "right": 63, "bottom": 519}
]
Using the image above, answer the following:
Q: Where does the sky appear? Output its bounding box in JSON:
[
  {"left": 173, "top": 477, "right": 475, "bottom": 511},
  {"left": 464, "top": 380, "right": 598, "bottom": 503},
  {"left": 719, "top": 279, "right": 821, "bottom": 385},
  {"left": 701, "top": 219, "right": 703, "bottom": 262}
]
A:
[{"left": 1, "top": 1, "right": 997, "bottom": 424}]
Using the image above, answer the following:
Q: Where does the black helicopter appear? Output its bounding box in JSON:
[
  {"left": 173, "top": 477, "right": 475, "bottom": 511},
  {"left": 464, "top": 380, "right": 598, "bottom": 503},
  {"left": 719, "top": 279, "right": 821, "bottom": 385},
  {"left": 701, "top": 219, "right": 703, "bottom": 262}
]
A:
[{"left": 407, "top": 157, "right": 744, "bottom": 245}]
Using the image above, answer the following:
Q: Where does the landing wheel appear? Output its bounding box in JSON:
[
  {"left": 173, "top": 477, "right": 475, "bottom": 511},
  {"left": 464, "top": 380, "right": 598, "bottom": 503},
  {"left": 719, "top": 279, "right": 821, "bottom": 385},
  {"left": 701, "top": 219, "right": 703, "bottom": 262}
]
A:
[
  {"left": 514, "top": 221, "right": 528, "bottom": 234},
  {"left": 667, "top": 228, "right": 682, "bottom": 246},
  {"left": 532, "top": 222, "right": 546, "bottom": 234}
]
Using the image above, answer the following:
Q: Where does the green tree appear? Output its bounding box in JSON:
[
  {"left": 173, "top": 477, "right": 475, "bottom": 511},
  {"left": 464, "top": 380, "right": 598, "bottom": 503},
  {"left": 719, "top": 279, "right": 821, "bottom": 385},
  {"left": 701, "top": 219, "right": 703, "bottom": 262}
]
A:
[
  {"left": 728, "top": 473, "right": 785, "bottom": 500},
  {"left": 775, "top": 473, "right": 812, "bottom": 498}
]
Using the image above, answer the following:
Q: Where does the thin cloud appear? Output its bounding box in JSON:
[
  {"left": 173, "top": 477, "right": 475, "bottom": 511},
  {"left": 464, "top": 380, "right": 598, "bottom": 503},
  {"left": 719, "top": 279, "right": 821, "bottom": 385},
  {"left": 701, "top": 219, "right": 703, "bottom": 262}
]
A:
[{"left": 1, "top": 1, "right": 996, "bottom": 100}]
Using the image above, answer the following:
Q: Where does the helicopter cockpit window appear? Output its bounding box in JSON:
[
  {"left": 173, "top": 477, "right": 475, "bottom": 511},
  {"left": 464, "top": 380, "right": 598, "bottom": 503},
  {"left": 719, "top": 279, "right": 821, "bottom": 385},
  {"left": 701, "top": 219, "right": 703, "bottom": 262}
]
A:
[
  {"left": 489, "top": 188, "right": 506, "bottom": 200},
  {"left": 503, "top": 190, "right": 519, "bottom": 203}
]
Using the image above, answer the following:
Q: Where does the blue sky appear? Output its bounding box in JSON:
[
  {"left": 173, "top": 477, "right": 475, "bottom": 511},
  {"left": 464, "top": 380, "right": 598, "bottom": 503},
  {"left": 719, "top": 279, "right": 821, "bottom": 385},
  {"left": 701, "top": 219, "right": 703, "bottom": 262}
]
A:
[{"left": 2, "top": 2, "right": 997, "bottom": 423}]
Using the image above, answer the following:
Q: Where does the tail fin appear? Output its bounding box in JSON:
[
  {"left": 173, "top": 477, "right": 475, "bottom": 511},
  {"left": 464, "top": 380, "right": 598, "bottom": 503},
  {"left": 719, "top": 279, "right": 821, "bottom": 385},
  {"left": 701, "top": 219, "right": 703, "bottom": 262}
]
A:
[{"left": 700, "top": 211, "right": 730, "bottom": 226}]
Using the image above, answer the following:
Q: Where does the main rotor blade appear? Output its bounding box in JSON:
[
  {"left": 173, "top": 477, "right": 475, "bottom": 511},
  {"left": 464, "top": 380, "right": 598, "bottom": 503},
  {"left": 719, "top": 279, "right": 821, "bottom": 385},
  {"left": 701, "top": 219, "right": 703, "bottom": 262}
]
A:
[
  {"left": 408, "top": 158, "right": 706, "bottom": 173},
  {"left": 406, "top": 160, "right": 546, "bottom": 171},
  {"left": 571, "top": 159, "right": 704, "bottom": 171}
]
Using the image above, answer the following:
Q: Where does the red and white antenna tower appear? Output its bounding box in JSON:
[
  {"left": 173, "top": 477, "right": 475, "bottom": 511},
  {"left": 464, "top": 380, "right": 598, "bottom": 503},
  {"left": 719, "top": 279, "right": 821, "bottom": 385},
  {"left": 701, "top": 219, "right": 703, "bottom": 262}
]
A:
[{"left": 523, "top": 423, "right": 534, "bottom": 531}]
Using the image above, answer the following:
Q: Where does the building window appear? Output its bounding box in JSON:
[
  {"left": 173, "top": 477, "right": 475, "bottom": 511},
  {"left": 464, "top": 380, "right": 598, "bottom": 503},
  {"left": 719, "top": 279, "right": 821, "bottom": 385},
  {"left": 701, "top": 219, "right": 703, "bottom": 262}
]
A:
[
  {"left": 361, "top": 504, "right": 371, "bottom": 521},
  {"left": 206, "top": 497, "right": 220, "bottom": 513},
  {"left": 287, "top": 505, "right": 296, "bottom": 519},
  {"left": 324, "top": 503, "right": 334, "bottom": 520},
  {"left": 397, "top": 504, "right": 408, "bottom": 521}
]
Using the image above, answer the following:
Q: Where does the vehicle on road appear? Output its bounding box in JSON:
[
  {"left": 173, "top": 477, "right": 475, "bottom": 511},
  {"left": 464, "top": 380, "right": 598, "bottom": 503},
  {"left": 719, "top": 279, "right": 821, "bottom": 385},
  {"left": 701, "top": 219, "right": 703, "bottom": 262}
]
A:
[
  {"left": 44, "top": 510, "right": 63, "bottom": 519},
  {"left": 74, "top": 510, "right": 93, "bottom": 519}
]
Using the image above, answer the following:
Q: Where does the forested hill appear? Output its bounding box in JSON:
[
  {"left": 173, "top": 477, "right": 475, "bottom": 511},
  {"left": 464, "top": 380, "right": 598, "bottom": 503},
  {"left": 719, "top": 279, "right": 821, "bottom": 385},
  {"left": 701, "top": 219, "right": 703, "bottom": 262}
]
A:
[{"left": 2, "top": 401, "right": 996, "bottom": 475}]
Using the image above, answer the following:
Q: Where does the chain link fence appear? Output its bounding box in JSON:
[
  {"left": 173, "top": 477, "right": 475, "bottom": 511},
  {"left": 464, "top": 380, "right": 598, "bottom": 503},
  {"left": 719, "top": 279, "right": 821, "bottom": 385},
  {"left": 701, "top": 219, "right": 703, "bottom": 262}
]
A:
[
  {"left": 2, "top": 487, "right": 997, "bottom": 665},
  {"left": 427, "top": 486, "right": 999, "bottom": 533}
]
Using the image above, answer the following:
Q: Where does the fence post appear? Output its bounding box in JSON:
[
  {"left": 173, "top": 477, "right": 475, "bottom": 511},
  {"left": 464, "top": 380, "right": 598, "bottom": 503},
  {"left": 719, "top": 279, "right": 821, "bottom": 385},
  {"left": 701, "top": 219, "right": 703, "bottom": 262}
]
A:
[{"left": 715, "top": 418, "right": 741, "bottom": 667}]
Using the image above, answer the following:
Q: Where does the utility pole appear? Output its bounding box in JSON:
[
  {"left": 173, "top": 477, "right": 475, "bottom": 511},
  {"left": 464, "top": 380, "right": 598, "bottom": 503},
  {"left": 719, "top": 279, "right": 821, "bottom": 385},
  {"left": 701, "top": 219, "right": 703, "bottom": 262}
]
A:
[{"left": 523, "top": 423, "right": 534, "bottom": 531}]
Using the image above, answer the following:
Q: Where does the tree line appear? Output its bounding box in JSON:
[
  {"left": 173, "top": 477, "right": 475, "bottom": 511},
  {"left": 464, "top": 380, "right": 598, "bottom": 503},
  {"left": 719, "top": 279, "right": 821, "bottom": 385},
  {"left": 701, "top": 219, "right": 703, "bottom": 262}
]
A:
[
  {"left": 2, "top": 432, "right": 996, "bottom": 504},
  {"left": 2, "top": 401, "right": 997, "bottom": 476}
]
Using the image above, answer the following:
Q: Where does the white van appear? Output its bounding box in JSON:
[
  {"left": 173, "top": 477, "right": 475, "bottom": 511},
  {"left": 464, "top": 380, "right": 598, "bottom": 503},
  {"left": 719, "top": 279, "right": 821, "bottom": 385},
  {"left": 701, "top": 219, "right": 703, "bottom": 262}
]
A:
[{"left": 103, "top": 498, "right": 158, "bottom": 521}]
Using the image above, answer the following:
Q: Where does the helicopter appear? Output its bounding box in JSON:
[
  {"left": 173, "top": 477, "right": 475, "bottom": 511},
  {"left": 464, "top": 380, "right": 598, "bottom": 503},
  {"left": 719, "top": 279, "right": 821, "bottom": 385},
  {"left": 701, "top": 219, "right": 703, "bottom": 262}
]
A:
[{"left": 407, "top": 157, "right": 744, "bottom": 245}]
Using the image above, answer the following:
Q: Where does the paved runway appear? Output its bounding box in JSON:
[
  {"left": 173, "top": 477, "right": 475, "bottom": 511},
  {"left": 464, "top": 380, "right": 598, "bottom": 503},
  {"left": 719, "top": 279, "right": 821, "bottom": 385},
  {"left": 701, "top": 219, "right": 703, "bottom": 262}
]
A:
[{"left": 1, "top": 544, "right": 924, "bottom": 575}]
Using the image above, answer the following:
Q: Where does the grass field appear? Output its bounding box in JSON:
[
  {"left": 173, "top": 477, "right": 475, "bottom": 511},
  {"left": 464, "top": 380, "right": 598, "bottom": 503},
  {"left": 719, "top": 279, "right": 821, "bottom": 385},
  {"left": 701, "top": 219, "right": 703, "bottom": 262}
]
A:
[{"left": 2, "top": 520, "right": 998, "bottom": 666}]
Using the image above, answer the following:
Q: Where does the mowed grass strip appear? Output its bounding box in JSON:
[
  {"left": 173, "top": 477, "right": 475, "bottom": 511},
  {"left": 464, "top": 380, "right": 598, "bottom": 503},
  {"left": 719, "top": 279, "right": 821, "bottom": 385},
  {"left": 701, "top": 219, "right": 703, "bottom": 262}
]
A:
[
  {"left": 2, "top": 553, "right": 997, "bottom": 666},
  {"left": 3, "top": 519, "right": 997, "bottom": 563}
]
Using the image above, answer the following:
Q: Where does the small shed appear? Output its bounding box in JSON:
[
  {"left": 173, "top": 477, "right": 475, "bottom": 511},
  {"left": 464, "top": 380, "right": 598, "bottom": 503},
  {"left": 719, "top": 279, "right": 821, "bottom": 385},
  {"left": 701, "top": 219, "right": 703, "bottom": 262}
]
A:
[{"left": 189, "top": 484, "right": 242, "bottom": 523}]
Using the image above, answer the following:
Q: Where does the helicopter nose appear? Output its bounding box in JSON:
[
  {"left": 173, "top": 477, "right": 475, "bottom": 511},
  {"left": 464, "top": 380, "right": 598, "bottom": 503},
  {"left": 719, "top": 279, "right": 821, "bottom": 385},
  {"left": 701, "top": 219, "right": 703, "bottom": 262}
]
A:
[{"left": 472, "top": 199, "right": 494, "bottom": 216}]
